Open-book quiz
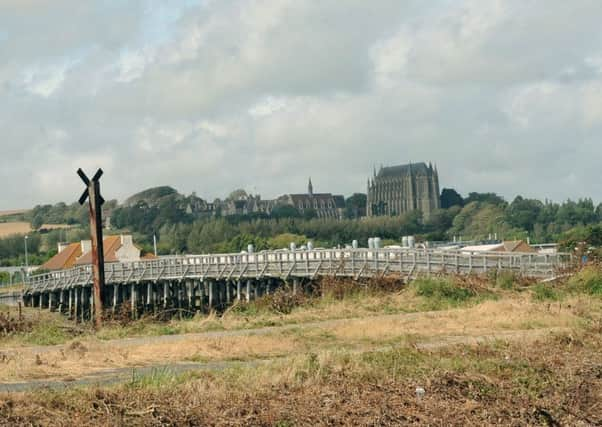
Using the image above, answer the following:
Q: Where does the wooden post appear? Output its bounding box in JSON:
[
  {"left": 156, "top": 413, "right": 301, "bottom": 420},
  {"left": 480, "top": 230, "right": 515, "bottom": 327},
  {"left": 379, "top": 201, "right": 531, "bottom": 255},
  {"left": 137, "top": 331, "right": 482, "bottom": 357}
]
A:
[
  {"left": 77, "top": 169, "right": 106, "bottom": 329},
  {"left": 131, "top": 283, "right": 136, "bottom": 319},
  {"left": 68, "top": 289, "right": 73, "bottom": 318},
  {"left": 163, "top": 282, "right": 169, "bottom": 309},
  {"left": 74, "top": 288, "right": 79, "bottom": 322},
  {"left": 59, "top": 291, "right": 64, "bottom": 313},
  {"left": 113, "top": 285, "right": 118, "bottom": 314}
]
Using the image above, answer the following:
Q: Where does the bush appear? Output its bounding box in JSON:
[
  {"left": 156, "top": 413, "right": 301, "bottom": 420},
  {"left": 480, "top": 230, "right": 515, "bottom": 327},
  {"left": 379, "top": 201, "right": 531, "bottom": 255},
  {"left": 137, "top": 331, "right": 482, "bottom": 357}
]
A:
[
  {"left": 495, "top": 271, "right": 516, "bottom": 290},
  {"left": 412, "top": 277, "right": 476, "bottom": 303},
  {"left": 568, "top": 266, "right": 602, "bottom": 296},
  {"left": 532, "top": 284, "right": 559, "bottom": 301}
]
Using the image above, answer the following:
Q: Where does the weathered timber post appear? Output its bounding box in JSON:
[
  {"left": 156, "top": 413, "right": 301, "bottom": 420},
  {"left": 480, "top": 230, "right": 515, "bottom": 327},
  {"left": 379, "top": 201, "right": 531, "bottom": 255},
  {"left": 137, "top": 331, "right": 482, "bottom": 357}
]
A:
[
  {"left": 197, "top": 281, "right": 204, "bottom": 312},
  {"left": 246, "top": 280, "right": 251, "bottom": 303},
  {"left": 68, "top": 289, "right": 73, "bottom": 318},
  {"left": 236, "top": 280, "right": 241, "bottom": 301},
  {"left": 208, "top": 280, "right": 214, "bottom": 310},
  {"left": 112, "top": 285, "right": 118, "bottom": 314},
  {"left": 163, "top": 282, "right": 169, "bottom": 309},
  {"left": 77, "top": 168, "right": 106, "bottom": 329},
  {"left": 186, "top": 281, "right": 192, "bottom": 309},
  {"left": 74, "top": 288, "right": 80, "bottom": 322},
  {"left": 131, "top": 283, "right": 137, "bottom": 319}
]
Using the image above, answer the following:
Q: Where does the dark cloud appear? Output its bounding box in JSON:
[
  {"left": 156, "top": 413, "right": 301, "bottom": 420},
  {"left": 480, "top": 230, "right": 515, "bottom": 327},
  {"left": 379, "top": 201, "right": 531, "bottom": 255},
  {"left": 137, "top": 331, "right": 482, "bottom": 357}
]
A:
[{"left": 1, "top": 0, "right": 601, "bottom": 209}]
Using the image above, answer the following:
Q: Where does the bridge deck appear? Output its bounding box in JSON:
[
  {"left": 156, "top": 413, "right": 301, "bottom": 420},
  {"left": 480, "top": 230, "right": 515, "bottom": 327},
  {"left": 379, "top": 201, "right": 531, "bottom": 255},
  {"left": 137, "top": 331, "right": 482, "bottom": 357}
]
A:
[{"left": 26, "top": 248, "right": 570, "bottom": 294}]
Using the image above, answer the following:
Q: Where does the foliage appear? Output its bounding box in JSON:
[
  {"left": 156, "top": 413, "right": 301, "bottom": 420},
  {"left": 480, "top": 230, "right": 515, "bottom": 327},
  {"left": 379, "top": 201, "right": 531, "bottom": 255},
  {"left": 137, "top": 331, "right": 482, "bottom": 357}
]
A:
[
  {"left": 567, "top": 266, "right": 602, "bottom": 296},
  {"left": 124, "top": 186, "right": 178, "bottom": 206},
  {"left": 531, "top": 284, "right": 559, "bottom": 301},
  {"left": 345, "top": 193, "right": 367, "bottom": 219},
  {"left": 9, "top": 184, "right": 602, "bottom": 262},
  {"left": 440, "top": 188, "right": 464, "bottom": 209},
  {"left": 412, "top": 277, "right": 476, "bottom": 304},
  {"left": 465, "top": 192, "right": 506, "bottom": 206}
]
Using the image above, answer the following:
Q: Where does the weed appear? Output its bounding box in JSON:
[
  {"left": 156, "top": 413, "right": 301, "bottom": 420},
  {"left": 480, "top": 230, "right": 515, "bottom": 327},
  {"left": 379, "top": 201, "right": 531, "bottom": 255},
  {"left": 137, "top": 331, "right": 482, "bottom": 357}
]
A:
[
  {"left": 495, "top": 271, "right": 516, "bottom": 289},
  {"left": 412, "top": 277, "right": 476, "bottom": 306},
  {"left": 127, "top": 367, "right": 186, "bottom": 390},
  {"left": 568, "top": 266, "right": 602, "bottom": 295},
  {"left": 532, "top": 284, "right": 559, "bottom": 301}
]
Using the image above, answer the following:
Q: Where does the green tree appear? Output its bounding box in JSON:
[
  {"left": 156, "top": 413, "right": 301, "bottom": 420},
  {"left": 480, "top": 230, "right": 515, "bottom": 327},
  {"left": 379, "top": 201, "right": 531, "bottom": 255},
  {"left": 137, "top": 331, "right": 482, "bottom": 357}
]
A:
[
  {"left": 345, "top": 193, "right": 367, "bottom": 218},
  {"left": 440, "top": 188, "right": 464, "bottom": 209},
  {"left": 506, "top": 196, "right": 543, "bottom": 231}
]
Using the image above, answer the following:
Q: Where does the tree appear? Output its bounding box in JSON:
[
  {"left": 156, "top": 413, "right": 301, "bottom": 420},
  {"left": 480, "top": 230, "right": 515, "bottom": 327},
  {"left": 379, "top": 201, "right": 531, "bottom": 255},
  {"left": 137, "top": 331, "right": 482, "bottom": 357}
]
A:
[
  {"left": 31, "top": 214, "right": 44, "bottom": 230},
  {"left": 271, "top": 205, "right": 301, "bottom": 219},
  {"left": 506, "top": 196, "right": 543, "bottom": 231},
  {"left": 440, "top": 188, "right": 464, "bottom": 209},
  {"left": 465, "top": 192, "right": 506, "bottom": 206},
  {"left": 227, "top": 189, "right": 248, "bottom": 201},
  {"left": 345, "top": 193, "right": 367, "bottom": 218}
]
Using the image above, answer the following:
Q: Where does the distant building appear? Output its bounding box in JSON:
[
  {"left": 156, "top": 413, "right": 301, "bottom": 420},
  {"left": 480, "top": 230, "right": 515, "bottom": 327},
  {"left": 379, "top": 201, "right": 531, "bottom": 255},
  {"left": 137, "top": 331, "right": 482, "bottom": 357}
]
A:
[
  {"left": 76, "top": 235, "right": 154, "bottom": 265},
  {"left": 460, "top": 240, "right": 536, "bottom": 254},
  {"left": 41, "top": 242, "right": 84, "bottom": 271},
  {"left": 41, "top": 235, "right": 154, "bottom": 271},
  {"left": 367, "top": 162, "right": 440, "bottom": 219},
  {"left": 278, "top": 178, "right": 345, "bottom": 219},
  {"left": 219, "top": 194, "right": 277, "bottom": 216}
]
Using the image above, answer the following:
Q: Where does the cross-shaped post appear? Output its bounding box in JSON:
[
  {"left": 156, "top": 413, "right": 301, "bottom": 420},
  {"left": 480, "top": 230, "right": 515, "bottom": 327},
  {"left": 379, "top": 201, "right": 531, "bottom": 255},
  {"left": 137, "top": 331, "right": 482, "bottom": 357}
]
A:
[{"left": 78, "top": 168, "right": 105, "bottom": 329}]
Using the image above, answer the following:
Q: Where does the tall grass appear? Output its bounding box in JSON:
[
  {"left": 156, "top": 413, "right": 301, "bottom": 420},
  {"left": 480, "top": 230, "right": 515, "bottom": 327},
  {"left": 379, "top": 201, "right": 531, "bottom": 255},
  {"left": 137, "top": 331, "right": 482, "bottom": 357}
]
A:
[
  {"left": 411, "top": 277, "right": 476, "bottom": 309},
  {"left": 568, "top": 266, "right": 602, "bottom": 296}
]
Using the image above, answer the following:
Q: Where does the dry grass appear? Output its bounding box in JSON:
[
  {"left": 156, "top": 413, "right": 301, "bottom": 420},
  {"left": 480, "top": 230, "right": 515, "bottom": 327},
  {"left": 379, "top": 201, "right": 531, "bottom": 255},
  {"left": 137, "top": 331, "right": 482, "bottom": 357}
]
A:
[
  {"left": 0, "top": 222, "right": 71, "bottom": 237},
  {"left": 0, "top": 294, "right": 597, "bottom": 384},
  {"left": 0, "top": 210, "right": 28, "bottom": 218},
  {"left": 0, "top": 333, "right": 298, "bottom": 383},
  {"left": 0, "top": 222, "right": 31, "bottom": 237},
  {"left": 1, "top": 327, "right": 600, "bottom": 426},
  {"left": 328, "top": 295, "right": 586, "bottom": 342}
]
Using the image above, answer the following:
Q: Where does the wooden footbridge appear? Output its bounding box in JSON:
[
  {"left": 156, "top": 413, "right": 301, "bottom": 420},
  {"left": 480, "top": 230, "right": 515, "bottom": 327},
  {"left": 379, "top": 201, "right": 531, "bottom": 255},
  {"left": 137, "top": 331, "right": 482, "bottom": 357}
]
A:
[{"left": 22, "top": 248, "right": 570, "bottom": 321}]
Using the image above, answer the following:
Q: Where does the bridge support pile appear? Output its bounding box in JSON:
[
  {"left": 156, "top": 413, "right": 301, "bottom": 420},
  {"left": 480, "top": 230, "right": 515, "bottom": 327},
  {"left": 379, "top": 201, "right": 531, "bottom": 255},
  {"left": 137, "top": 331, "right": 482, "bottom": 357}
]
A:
[{"left": 23, "top": 278, "right": 300, "bottom": 322}]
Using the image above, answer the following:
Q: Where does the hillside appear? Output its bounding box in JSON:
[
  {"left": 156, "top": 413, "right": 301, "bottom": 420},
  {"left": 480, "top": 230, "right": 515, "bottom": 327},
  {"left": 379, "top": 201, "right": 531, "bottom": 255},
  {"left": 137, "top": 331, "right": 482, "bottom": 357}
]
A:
[{"left": 124, "top": 186, "right": 179, "bottom": 207}]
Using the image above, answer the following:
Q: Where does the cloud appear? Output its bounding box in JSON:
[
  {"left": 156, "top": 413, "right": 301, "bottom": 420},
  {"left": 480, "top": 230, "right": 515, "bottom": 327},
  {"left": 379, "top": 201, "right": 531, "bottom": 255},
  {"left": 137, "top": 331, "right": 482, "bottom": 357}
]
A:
[{"left": 1, "top": 0, "right": 602, "bottom": 209}]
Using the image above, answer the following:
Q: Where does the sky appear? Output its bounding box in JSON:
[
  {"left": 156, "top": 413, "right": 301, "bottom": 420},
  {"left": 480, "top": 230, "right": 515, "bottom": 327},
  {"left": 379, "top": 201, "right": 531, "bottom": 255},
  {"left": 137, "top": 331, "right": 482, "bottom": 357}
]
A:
[{"left": 1, "top": 0, "right": 602, "bottom": 209}]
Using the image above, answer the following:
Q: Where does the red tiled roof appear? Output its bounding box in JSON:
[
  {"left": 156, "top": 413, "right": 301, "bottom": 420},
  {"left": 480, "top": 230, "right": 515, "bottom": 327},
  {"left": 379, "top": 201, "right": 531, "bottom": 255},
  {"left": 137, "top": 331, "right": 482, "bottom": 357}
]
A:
[
  {"left": 41, "top": 243, "right": 82, "bottom": 271},
  {"left": 75, "top": 235, "right": 123, "bottom": 265}
]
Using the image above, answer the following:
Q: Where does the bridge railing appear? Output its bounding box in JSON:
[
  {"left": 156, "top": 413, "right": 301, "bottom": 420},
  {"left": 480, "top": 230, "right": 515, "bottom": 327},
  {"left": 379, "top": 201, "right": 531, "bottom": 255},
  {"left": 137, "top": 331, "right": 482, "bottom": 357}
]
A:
[{"left": 25, "top": 248, "right": 572, "bottom": 294}]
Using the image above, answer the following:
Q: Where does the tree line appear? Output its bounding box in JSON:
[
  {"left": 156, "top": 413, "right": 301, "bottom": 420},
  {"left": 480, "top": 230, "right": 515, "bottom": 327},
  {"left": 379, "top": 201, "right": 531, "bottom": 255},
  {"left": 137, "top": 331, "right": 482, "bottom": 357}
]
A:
[{"left": 2, "top": 187, "right": 602, "bottom": 266}]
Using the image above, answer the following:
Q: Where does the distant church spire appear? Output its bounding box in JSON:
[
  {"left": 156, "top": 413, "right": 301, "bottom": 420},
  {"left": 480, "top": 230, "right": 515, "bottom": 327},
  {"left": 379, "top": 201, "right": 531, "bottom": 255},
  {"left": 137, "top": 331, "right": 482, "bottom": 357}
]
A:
[{"left": 308, "top": 177, "right": 313, "bottom": 196}]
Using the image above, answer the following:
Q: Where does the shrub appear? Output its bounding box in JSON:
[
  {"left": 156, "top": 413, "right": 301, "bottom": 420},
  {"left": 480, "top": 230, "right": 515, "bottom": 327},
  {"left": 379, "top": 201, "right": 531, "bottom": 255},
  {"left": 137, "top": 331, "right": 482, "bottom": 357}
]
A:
[
  {"left": 568, "top": 266, "right": 602, "bottom": 296},
  {"left": 495, "top": 271, "right": 516, "bottom": 290},
  {"left": 531, "top": 284, "right": 559, "bottom": 301},
  {"left": 412, "top": 277, "right": 476, "bottom": 304}
]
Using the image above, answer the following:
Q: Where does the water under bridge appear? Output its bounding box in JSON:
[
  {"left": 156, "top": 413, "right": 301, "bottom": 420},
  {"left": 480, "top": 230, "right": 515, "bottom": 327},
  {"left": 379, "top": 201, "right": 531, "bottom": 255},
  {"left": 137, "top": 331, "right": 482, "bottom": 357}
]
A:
[{"left": 20, "top": 247, "right": 570, "bottom": 321}]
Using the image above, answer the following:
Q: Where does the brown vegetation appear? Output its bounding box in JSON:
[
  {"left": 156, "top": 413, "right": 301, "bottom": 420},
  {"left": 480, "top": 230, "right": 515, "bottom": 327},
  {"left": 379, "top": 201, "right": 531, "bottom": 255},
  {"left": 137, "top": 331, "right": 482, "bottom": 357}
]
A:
[
  {"left": 0, "top": 221, "right": 71, "bottom": 238},
  {"left": 0, "top": 326, "right": 600, "bottom": 426}
]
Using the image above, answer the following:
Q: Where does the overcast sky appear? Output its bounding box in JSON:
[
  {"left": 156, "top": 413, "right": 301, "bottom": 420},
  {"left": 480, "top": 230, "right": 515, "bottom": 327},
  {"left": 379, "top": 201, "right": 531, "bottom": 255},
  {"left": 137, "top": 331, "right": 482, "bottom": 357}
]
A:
[{"left": 1, "top": 0, "right": 602, "bottom": 209}]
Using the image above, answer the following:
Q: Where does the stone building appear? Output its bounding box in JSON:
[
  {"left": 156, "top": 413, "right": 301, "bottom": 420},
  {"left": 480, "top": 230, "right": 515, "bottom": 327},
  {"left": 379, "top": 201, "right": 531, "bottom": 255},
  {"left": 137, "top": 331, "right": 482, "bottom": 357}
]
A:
[
  {"left": 219, "top": 194, "right": 277, "bottom": 216},
  {"left": 278, "top": 178, "right": 345, "bottom": 219},
  {"left": 367, "top": 162, "right": 440, "bottom": 218}
]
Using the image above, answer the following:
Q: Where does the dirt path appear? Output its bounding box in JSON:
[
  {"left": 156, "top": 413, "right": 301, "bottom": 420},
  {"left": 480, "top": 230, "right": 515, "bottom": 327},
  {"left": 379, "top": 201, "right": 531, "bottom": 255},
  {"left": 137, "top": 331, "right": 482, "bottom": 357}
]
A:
[{"left": 0, "top": 326, "right": 569, "bottom": 393}]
